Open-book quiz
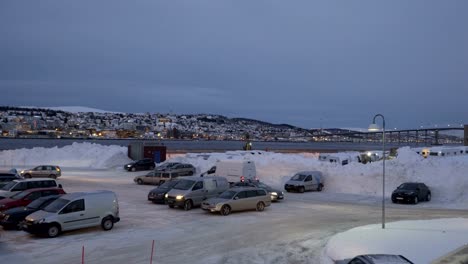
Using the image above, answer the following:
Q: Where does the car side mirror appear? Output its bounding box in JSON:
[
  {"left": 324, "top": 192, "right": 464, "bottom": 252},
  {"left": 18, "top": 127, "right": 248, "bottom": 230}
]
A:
[
  {"left": 58, "top": 184, "right": 63, "bottom": 188},
  {"left": 234, "top": 196, "right": 239, "bottom": 200}
]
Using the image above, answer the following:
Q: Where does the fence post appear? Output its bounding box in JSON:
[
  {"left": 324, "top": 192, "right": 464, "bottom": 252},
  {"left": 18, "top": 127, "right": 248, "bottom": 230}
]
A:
[
  {"left": 150, "top": 240, "right": 155, "bottom": 264},
  {"left": 82, "top": 245, "right": 84, "bottom": 264}
]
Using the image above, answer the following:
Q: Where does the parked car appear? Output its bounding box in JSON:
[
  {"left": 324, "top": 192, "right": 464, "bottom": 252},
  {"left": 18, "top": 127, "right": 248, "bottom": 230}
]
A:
[
  {"left": 165, "top": 176, "right": 229, "bottom": 210},
  {"left": 346, "top": 254, "right": 413, "bottom": 264},
  {"left": 391, "top": 182, "right": 431, "bottom": 204},
  {"left": 134, "top": 171, "right": 189, "bottom": 185},
  {"left": 124, "top": 158, "right": 155, "bottom": 172},
  {"left": 163, "top": 163, "right": 196, "bottom": 176},
  {"left": 0, "top": 179, "right": 62, "bottom": 200},
  {"left": 155, "top": 162, "right": 181, "bottom": 171},
  {"left": 0, "top": 187, "right": 66, "bottom": 211},
  {"left": 23, "top": 190, "right": 120, "bottom": 238},
  {"left": 232, "top": 180, "right": 284, "bottom": 201},
  {"left": 201, "top": 187, "right": 271, "bottom": 216},
  {"left": 0, "top": 195, "right": 61, "bottom": 230},
  {"left": 0, "top": 170, "right": 22, "bottom": 188},
  {"left": 284, "top": 171, "right": 324, "bottom": 193},
  {"left": 147, "top": 180, "right": 180, "bottom": 204},
  {"left": 20, "top": 165, "right": 61, "bottom": 179}
]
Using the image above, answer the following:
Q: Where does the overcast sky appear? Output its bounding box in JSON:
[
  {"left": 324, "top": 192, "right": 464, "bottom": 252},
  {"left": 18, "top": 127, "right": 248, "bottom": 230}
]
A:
[{"left": 1, "top": 1, "right": 467, "bottom": 129}]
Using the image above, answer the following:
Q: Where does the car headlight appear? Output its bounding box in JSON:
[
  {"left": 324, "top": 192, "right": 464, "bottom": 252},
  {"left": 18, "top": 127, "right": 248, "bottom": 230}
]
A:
[
  {"left": 271, "top": 192, "right": 278, "bottom": 196},
  {"left": 126, "top": 165, "right": 131, "bottom": 167},
  {"left": 20, "top": 170, "right": 25, "bottom": 174},
  {"left": 176, "top": 195, "right": 184, "bottom": 200},
  {"left": 165, "top": 193, "right": 168, "bottom": 198}
]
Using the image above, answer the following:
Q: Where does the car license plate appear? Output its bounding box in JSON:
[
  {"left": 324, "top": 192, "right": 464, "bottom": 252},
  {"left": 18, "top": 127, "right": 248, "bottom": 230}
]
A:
[{"left": 396, "top": 197, "right": 403, "bottom": 200}]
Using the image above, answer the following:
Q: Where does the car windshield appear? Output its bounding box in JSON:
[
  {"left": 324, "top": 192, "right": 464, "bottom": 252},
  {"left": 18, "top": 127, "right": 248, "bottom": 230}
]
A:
[
  {"left": 173, "top": 179, "right": 195, "bottom": 190},
  {"left": 26, "top": 197, "right": 49, "bottom": 209},
  {"left": 10, "top": 190, "right": 30, "bottom": 200},
  {"left": 1, "top": 181, "right": 16, "bottom": 190},
  {"left": 398, "top": 183, "right": 419, "bottom": 190},
  {"left": 43, "top": 198, "right": 70, "bottom": 213},
  {"left": 159, "top": 181, "right": 178, "bottom": 189},
  {"left": 291, "top": 174, "right": 306, "bottom": 181},
  {"left": 219, "top": 190, "right": 237, "bottom": 199}
]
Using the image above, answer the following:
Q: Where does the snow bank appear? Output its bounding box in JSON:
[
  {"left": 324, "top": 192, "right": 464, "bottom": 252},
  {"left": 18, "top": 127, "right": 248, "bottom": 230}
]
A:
[
  {"left": 0, "top": 142, "right": 132, "bottom": 169},
  {"left": 2, "top": 143, "right": 468, "bottom": 207},
  {"left": 321, "top": 218, "right": 468, "bottom": 263},
  {"left": 170, "top": 147, "right": 468, "bottom": 207}
]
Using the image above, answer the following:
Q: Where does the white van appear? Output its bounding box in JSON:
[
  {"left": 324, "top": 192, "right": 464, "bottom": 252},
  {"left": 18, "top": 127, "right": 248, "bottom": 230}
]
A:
[
  {"left": 212, "top": 160, "right": 257, "bottom": 183},
  {"left": 165, "top": 176, "right": 230, "bottom": 210},
  {"left": 0, "top": 178, "right": 61, "bottom": 199},
  {"left": 23, "top": 190, "right": 120, "bottom": 238}
]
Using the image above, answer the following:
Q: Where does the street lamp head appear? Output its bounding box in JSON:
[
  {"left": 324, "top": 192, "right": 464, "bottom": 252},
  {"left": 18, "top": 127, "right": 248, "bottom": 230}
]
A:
[{"left": 368, "top": 123, "right": 381, "bottom": 132}]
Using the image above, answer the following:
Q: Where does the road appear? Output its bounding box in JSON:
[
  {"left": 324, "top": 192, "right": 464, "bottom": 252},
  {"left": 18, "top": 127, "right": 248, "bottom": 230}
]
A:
[{"left": 1, "top": 168, "right": 467, "bottom": 264}]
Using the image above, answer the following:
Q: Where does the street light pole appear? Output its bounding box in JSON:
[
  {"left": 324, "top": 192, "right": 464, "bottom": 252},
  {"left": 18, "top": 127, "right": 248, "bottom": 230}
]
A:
[{"left": 369, "top": 114, "right": 386, "bottom": 229}]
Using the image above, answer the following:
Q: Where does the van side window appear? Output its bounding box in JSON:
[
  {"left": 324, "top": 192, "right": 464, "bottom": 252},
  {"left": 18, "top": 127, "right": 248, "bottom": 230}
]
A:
[
  {"left": 61, "top": 199, "right": 85, "bottom": 214},
  {"left": 192, "top": 181, "right": 203, "bottom": 191},
  {"left": 12, "top": 182, "right": 27, "bottom": 191},
  {"left": 305, "top": 176, "right": 312, "bottom": 182}
]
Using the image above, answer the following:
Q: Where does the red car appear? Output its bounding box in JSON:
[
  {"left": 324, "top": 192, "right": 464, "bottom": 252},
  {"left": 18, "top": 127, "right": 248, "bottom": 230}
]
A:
[{"left": 0, "top": 188, "right": 66, "bottom": 211}]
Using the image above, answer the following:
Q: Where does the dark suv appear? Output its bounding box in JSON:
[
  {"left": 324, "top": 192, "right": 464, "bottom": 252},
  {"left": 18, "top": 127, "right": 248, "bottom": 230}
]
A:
[
  {"left": 124, "top": 158, "right": 156, "bottom": 171},
  {"left": 391, "top": 182, "right": 431, "bottom": 204},
  {"left": 0, "top": 170, "right": 22, "bottom": 188}
]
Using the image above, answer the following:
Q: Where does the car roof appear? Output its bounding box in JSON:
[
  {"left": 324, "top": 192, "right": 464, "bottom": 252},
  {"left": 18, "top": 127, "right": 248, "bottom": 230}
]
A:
[
  {"left": 356, "top": 254, "right": 413, "bottom": 263},
  {"left": 59, "top": 190, "right": 115, "bottom": 200},
  {"left": 296, "top": 171, "right": 322, "bottom": 175},
  {"left": 21, "top": 187, "right": 63, "bottom": 193},
  {"left": 229, "top": 186, "right": 263, "bottom": 191},
  {"left": 13, "top": 178, "right": 57, "bottom": 182}
]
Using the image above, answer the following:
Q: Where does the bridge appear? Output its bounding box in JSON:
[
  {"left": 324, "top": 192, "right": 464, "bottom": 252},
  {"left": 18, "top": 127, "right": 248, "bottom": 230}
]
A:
[{"left": 312, "top": 126, "right": 467, "bottom": 146}]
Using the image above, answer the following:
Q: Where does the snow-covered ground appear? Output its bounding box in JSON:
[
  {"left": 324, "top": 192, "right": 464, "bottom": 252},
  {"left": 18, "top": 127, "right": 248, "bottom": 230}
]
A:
[{"left": 1, "top": 143, "right": 468, "bottom": 263}]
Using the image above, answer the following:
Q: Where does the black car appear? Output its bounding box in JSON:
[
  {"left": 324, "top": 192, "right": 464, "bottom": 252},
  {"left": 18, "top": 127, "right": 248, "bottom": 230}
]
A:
[
  {"left": 391, "top": 182, "right": 431, "bottom": 204},
  {"left": 0, "top": 170, "right": 22, "bottom": 188},
  {"left": 0, "top": 195, "right": 61, "bottom": 230},
  {"left": 232, "top": 180, "right": 284, "bottom": 201},
  {"left": 147, "top": 180, "right": 179, "bottom": 204},
  {"left": 124, "top": 158, "right": 156, "bottom": 172}
]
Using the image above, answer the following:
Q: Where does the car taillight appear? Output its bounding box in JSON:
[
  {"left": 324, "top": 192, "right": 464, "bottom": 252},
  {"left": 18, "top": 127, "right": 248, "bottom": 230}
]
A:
[{"left": 240, "top": 176, "right": 245, "bottom": 182}]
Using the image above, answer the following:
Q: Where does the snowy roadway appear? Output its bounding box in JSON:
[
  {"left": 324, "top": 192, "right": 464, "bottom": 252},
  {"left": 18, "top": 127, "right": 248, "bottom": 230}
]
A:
[{"left": 1, "top": 168, "right": 468, "bottom": 264}]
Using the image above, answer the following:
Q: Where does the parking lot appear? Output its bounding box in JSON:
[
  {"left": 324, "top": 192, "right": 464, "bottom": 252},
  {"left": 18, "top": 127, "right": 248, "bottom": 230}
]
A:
[{"left": 1, "top": 167, "right": 468, "bottom": 264}]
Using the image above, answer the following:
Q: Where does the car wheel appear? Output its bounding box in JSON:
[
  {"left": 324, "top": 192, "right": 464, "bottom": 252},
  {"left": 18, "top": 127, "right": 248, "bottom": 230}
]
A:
[
  {"left": 317, "top": 184, "right": 323, "bottom": 192},
  {"left": 256, "top": 202, "right": 265, "bottom": 212},
  {"left": 299, "top": 186, "right": 305, "bottom": 193},
  {"left": 168, "top": 204, "right": 175, "bottom": 208},
  {"left": 101, "top": 216, "right": 114, "bottom": 231},
  {"left": 220, "top": 205, "right": 231, "bottom": 216},
  {"left": 49, "top": 174, "right": 57, "bottom": 179},
  {"left": 137, "top": 179, "right": 143, "bottom": 185},
  {"left": 426, "top": 193, "right": 431, "bottom": 202},
  {"left": 131, "top": 167, "right": 136, "bottom": 172},
  {"left": 24, "top": 174, "right": 31, "bottom": 178},
  {"left": 47, "top": 224, "right": 61, "bottom": 238},
  {"left": 414, "top": 196, "right": 419, "bottom": 204},
  {"left": 183, "top": 200, "right": 193, "bottom": 211}
]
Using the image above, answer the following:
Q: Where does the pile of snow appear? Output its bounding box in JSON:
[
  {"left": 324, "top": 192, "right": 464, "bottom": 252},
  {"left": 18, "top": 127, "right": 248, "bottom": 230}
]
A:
[
  {"left": 321, "top": 218, "right": 468, "bottom": 263},
  {"left": 171, "top": 147, "right": 468, "bottom": 208},
  {"left": 2, "top": 143, "right": 468, "bottom": 207},
  {"left": 0, "top": 142, "right": 132, "bottom": 169}
]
